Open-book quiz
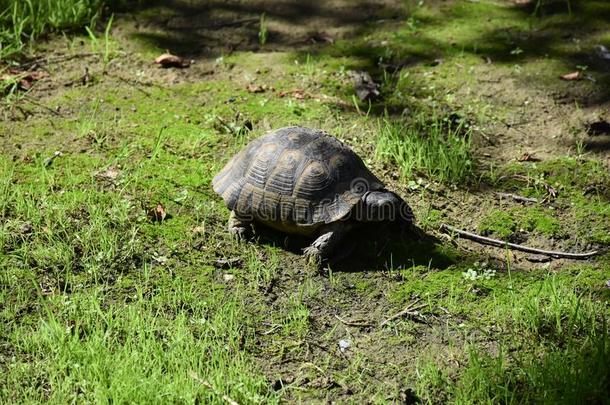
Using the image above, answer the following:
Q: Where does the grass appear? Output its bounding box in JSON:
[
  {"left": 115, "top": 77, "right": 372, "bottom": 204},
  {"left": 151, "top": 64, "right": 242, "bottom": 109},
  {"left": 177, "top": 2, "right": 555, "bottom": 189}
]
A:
[
  {"left": 0, "top": 0, "right": 132, "bottom": 61},
  {"left": 413, "top": 272, "right": 610, "bottom": 403},
  {"left": 1, "top": 0, "right": 610, "bottom": 403},
  {"left": 478, "top": 207, "right": 564, "bottom": 241},
  {"left": 376, "top": 112, "right": 473, "bottom": 184}
]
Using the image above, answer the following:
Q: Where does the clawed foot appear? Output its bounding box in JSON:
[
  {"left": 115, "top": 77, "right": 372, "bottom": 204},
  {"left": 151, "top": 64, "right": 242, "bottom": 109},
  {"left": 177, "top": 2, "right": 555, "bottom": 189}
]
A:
[
  {"left": 228, "top": 211, "right": 252, "bottom": 242},
  {"left": 229, "top": 225, "right": 249, "bottom": 242},
  {"left": 303, "top": 245, "right": 323, "bottom": 269}
]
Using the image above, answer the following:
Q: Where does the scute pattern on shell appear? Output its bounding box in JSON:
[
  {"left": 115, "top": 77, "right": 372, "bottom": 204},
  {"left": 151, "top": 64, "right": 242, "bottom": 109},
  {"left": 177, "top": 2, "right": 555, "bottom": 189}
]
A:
[{"left": 213, "top": 127, "right": 384, "bottom": 226}]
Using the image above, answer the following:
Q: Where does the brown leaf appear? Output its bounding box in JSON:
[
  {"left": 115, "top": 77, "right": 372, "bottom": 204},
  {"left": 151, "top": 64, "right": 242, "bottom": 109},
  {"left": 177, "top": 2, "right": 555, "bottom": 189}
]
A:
[
  {"left": 517, "top": 153, "right": 541, "bottom": 162},
  {"left": 560, "top": 71, "right": 580, "bottom": 81},
  {"left": 154, "top": 53, "right": 190, "bottom": 68},
  {"left": 246, "top": 83, "right": 266, "bottom": 93},
  {"left": 191, "top": 226, "right": 206, "bottom": 235},
  {"left": 148, "top": 203, "right": 167, "bottom": 222},
  {"left": 277, "top": 88, "right": 308, "bottom": 99},
  {"left": 95, "top": 166, "right": 120, "bottom": 183},
  {"left": 349, "top": 70, "right": 380, "bottom": 101},
  {"left": 27, "top": 71, "right": 49, "bottom": 81},
  {"left": 293, "top": 89, "right": 306, "bottom": 99},
  {"left": 1, "top": 69, "right": 49, "bottom": 90}
]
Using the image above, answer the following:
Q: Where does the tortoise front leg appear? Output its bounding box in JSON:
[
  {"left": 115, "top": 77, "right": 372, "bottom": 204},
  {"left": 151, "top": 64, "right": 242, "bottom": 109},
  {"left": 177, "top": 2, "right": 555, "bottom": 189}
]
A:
[
  {"left": 303, "top": 222, "right": 352, "bottom": 267},
  {"left": 228, "top": 211, "right": 253, "bottom": 241}
]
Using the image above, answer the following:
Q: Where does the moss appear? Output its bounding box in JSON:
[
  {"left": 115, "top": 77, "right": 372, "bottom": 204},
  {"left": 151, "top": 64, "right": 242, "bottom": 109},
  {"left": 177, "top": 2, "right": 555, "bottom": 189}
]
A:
[
  {"left": 478, "top": 207, "right": 565, "bottom": 240},
  {"left": 421, "top": 209, "right": 443, "bottom": 229},
  {"left": 479, "top": 210, "right": 517, "bottom": 240},
  {"left": 521, "top": 208, "right": 563, "bottom": 238}
]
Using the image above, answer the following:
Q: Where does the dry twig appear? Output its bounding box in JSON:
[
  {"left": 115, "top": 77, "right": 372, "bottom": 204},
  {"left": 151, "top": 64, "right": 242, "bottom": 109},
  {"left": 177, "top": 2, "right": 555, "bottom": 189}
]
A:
[
  {"left": 23, "top": 96, "right": 63, "bottom": 117},
  {"left": 334, "top": 314, "right": 375, "bottom": 328},
  {"left": 380, "top": 299, "right": 428, "bottom": 326},
  {"left": 440, "top": 224, "right": 599, "bottom": 259},
  {"left": 43, "top": 151, "right": 62, "bottom": 167},
  {"left": 495, "top": 192, "right": 538, "bottom": 204}
]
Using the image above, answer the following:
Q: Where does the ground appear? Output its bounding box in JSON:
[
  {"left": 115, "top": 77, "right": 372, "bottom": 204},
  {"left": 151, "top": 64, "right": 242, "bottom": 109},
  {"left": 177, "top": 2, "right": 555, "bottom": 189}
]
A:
[{"left": 1, "top": 0, "right": 609, "bottom": 403}]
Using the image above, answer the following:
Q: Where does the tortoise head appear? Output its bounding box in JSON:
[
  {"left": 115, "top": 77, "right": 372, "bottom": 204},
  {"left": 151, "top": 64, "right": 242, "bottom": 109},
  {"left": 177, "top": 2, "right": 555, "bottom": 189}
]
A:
[{"left": 360, "top": 190, "right": 415, "bottom": 225}]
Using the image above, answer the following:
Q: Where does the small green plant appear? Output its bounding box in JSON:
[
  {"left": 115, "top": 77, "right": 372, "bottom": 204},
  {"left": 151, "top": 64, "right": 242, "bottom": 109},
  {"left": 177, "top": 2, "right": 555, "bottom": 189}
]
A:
[
  {"left": 462, "top": 262, "right": 497, "bottom": 281},
  {"left": 376, "top": 113, "right": 473, "bottom": 184},
  {"left": 103, "top": 14, "right": 114, "bottom": 68},
  {"left": 258, "top": 13, "right": 267, "bottom": 47},
  {"left": 0, "top": 0, "right": 108, "bottom": 61}
]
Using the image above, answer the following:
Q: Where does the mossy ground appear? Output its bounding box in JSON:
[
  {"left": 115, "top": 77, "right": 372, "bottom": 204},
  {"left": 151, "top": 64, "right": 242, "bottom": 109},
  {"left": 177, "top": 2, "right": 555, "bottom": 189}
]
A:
[{"left": 1, "top": 0, "right": 610, "bottom": 403}]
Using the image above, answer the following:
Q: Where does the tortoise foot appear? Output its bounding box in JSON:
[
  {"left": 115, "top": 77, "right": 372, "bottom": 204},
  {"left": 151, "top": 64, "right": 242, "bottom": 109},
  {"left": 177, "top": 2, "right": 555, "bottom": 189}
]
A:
[
  {"left": 228, "top": 211, "right": 252, "bottom": 242},
  {"left": 303, "top": 245, "right": 323, "bottom": 268}
]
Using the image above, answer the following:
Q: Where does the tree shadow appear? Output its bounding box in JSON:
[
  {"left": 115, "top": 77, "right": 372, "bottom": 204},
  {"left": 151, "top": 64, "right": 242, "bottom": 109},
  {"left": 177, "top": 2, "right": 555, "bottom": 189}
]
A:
[
  {"left": 116, "top": 0, "right": 610, "bottom": 113},
  {"left": 123, "top": 0, "right": 405, "bottom": 58}
]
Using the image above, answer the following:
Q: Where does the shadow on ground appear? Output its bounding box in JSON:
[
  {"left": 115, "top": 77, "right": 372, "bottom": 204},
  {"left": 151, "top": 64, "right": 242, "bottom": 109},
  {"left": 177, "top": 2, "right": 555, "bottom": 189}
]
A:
[
  {"left": 254, "top": 223, "right": 455, "bottom": 272},
  {"left": 107, "top": 0, "right": 610, "bottom": 119},
  {"left": 122, "top": 0, "right": 404, "bottom": 57}
]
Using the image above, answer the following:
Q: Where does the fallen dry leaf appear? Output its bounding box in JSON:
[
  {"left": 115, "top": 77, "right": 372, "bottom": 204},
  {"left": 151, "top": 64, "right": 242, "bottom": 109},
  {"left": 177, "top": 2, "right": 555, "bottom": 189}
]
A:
[
  {"left": 278, "top": 88, "right": 309, "bottom": 99},
  {"left": 349, "top": 70, "right": 380, "bottom": 101},
  {"left": 246, "top": 83, "right": 266, "bottom": 93},
  {"left": 154, "top": 53, "right": 190, "bottom": 68},
  {"left": 1, "top": 69, "right": 49, "bottom": 90},
  {"left": 560, "top": 71, "right": 580, "bottom": 81},
  {"left": 95, "top": 166, "right": 120, "bottom": 183},
  {"left": 292, "top": 89, "right": 306, "bottom": 100},
  {"left": 191, "top": 226, "right": 206, "bottom": 235},
  {"left": 148, "top": 203, "right": 167, "bottom": 222},
  {"left": 517, "top": 152, "right": 541, "bottom": 162}
]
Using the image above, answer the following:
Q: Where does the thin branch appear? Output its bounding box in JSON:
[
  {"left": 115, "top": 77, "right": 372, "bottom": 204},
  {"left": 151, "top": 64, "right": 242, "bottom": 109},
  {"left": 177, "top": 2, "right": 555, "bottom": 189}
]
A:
[
  {"left": 44, "top": 151, "right": 62, "bottom": 167},
  {"left": 440, "top": 224, "right": 599, "bottom": 259},
  {"left": 380, "top": 299, "right": 428, "bottom": 326},
  {"left": 495, "top": 192, "right": 538, "bottom": 204},
  {"left": 334, "top": 314, "right": 375, "bottom": 328},
  {"left": 22, "top": 52, "right": 99, "bottom": 69},
  {"left": 23, "top": 96, "right": 64, "bottom": 117}
]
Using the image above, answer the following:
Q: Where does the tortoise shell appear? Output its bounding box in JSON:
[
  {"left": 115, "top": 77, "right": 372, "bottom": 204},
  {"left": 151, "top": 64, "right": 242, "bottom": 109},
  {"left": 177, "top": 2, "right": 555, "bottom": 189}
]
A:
[{"left": 212, "top": 127, "right": 384, "bottom": 230}]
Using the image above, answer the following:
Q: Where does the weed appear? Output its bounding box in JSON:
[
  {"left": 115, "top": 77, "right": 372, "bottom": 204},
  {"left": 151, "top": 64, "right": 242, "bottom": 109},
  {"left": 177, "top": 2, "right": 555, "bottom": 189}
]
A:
[
  {"left": 376, "top": 112, "right": 473, "bottom": 184},
  {"left": 84, "top": 14, "right": 114, "bottom": 70},
  {"left": 0, "top": 0, "right": 108, "bottom": 60}
]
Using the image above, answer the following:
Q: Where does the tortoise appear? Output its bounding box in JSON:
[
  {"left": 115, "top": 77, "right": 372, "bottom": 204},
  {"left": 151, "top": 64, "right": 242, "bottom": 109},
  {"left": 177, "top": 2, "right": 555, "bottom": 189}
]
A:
[{"left": 212, "top": 126, "right": 415, "bottom": 265}]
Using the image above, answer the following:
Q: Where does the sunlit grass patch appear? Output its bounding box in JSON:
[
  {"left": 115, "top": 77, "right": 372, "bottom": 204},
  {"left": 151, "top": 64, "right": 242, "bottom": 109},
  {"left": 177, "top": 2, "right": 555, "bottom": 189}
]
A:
[
  {"left": 478, "top": 207, "right": 564, "bottom": 241},
  {"left": 0, "top": 0, "right": 104, "bottom": 59},
  {"left": 1, "top": 274, "right": 276, "bottom": 403},
  {"left": 413, "top": 271, "right": 610, "bottom": 404},
  {"left": 376, "top": 113, "right": 473, "bottom": 184}
]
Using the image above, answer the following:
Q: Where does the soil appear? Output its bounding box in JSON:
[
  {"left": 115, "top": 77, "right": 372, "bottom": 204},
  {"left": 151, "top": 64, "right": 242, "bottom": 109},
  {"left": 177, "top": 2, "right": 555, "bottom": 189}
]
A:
[{"left": 2, "top": 0, "right": 609, "bottom": 402}]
